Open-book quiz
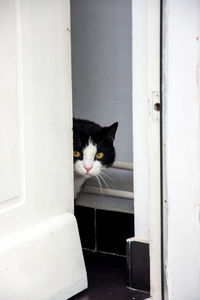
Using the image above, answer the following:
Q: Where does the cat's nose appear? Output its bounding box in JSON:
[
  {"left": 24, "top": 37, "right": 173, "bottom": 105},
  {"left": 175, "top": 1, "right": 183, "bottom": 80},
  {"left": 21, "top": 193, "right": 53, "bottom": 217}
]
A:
[{"left": 84, "top": 166, "right": 92, "bottom": 173}]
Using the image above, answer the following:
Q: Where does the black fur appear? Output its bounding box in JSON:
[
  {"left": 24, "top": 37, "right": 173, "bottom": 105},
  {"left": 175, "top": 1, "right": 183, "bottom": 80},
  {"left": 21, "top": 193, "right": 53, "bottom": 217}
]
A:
[{"left": 73, "top": 118, "right": 118, "bottom": 167}]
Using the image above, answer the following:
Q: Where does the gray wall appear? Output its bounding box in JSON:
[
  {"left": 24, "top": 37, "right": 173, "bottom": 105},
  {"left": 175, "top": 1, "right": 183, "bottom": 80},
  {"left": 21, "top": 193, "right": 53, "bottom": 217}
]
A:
[{"left": 71, "top": 0, "right": 132, "bottom": 163}]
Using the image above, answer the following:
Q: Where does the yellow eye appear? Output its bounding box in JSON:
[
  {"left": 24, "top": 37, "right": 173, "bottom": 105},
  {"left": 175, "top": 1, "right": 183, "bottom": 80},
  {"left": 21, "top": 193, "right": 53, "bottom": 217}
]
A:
[
  {"left": 74, "top": 151, "right": 81, "bottom": 158},
  {"left": 96, "top": 152, "right": 104, "bottom": 159}
]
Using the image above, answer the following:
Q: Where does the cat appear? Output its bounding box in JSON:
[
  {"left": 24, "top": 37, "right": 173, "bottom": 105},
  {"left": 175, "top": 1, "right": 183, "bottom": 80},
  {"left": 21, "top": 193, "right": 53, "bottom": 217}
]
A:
[{"left": 73, "top": 118, "right": 118, "bottom": 198}]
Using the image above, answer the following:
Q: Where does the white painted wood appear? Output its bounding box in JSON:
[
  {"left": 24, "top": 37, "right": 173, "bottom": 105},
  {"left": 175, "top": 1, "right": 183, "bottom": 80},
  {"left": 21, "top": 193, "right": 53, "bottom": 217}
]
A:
[
  {"left": 162, "top": 2, "right": 169, "bottom": 299},
  {"left": 0, "top": 213, "right": 87, "bottom": 300},
  {"left": 132, "top": 0, "right": 161, "bottom": 299},
  {"left": 163, "top": 0, "right": 200, "bottom": 299},
  {"left": 0, "top": 0, "right": 22, "bottom": 210},
  {"left": 132, "top": 0, "right": 150, "bottom": 240},
  {"left": 0, "top": 0, "right": 87, "bottom": 299}
]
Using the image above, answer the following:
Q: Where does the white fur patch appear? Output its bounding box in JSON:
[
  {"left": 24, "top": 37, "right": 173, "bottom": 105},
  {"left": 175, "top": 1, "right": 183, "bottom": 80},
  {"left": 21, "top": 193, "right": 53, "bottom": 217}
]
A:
[
  {"left": 74, "top": 139, "right": 103, "bottom": 197},
  {"left": 83, "top": 139, "right": 97, "bottom": 169},
  {"left": 74, "top": 139, "right": 102, "bottom": 178}
]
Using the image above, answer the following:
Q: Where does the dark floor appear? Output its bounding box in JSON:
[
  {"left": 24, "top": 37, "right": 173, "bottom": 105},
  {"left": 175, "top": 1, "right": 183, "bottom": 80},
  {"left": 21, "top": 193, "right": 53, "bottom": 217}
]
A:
[{"left": 70, "top": 251, "right": 150, "bottom": 300}]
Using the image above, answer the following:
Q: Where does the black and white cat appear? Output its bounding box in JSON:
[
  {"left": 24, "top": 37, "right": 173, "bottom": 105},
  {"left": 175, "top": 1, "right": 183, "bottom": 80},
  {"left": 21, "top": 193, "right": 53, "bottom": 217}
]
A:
[{"left": 73, "top": 118, "right": 118, "bottom": 198}]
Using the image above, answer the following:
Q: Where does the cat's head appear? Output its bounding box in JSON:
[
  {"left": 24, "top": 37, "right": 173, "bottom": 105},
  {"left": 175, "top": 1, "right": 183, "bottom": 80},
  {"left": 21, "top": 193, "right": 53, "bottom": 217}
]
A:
[{"left": 73, "top": 119, "right": 118, "bottom": 178}]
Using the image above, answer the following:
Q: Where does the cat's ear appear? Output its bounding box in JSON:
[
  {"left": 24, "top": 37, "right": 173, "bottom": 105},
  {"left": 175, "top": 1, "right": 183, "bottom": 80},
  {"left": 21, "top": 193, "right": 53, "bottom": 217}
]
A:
[{"left": 105, "top": 122, "right": 118, "bottom": 141}]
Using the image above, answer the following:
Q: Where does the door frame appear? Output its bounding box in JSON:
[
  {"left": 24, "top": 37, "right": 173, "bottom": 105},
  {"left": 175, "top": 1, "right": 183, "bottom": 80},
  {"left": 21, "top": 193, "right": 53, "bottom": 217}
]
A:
[
  {"left": 132, "top": 0, "right": 162, "bottom": 298},
  {"left": 162, "top": 1, "right": 200, "bottom": 299}
]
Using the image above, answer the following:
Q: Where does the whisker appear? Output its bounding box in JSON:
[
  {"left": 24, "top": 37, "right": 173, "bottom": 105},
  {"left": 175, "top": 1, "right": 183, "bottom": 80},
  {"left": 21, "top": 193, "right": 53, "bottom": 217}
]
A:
[
  {"left": 98, "top": 173, "right": 110, "bottom": 190},
  {"left": 95, "top": 175, "right": 103, "bottom": 196},
  {"left": 100, "top": 170, "right": 112, "bottom": 181}
]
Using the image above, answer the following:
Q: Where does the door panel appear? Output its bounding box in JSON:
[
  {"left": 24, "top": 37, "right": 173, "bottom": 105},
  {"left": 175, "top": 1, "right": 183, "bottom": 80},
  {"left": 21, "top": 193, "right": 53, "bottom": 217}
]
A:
[
  {"left": 0, "top": 0, "right": 74, "bottom": 233},
  {"left": 0, "top": 1, "right": 21, "bottom": 209},
  {"left": 0, "top": 1, "right": 87, "bottom": 298}
]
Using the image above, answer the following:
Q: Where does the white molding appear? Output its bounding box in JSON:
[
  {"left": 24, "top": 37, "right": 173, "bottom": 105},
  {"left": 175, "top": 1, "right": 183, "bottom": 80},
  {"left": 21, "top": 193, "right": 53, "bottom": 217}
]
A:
[
  {"left": 0, "top": 213, "right": 87, "bottom": 300},
  {"left": 132, "top": 0, "right": 161, "bottom": 298},
  {"left": 132, "top": 0, "right": 150, "bottom": 240}
]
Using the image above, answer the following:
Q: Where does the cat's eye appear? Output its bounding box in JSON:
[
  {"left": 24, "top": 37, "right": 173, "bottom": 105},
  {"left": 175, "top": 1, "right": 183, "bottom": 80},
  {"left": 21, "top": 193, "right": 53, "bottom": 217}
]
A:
[
  {"left": 95, "top": 152, "right": 104, "bottom": 159},
  {"left": 74, "top": 151, "right": 81, "bottom": 158}
]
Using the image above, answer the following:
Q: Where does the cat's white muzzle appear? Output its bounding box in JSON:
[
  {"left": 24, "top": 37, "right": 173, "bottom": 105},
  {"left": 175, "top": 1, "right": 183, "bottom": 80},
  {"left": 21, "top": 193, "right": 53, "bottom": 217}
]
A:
[{"left": 74, "top": 160, "right": 102, "bottom": 177}]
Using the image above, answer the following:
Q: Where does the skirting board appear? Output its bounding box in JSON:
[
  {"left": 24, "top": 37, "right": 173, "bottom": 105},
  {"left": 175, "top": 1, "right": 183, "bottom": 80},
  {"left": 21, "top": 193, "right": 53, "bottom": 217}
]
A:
[
  {"left": 0, "top": 213, "right": 88, "bottom": 300},
  {"left": 127, "top": 237, "right": 150, "bottom": 293}
]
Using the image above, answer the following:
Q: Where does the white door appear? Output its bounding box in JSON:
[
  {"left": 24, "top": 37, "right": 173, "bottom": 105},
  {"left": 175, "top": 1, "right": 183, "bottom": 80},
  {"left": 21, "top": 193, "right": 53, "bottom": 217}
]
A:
[{"left": 0, "top": 1, "right": 87, "bottom": 299}]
